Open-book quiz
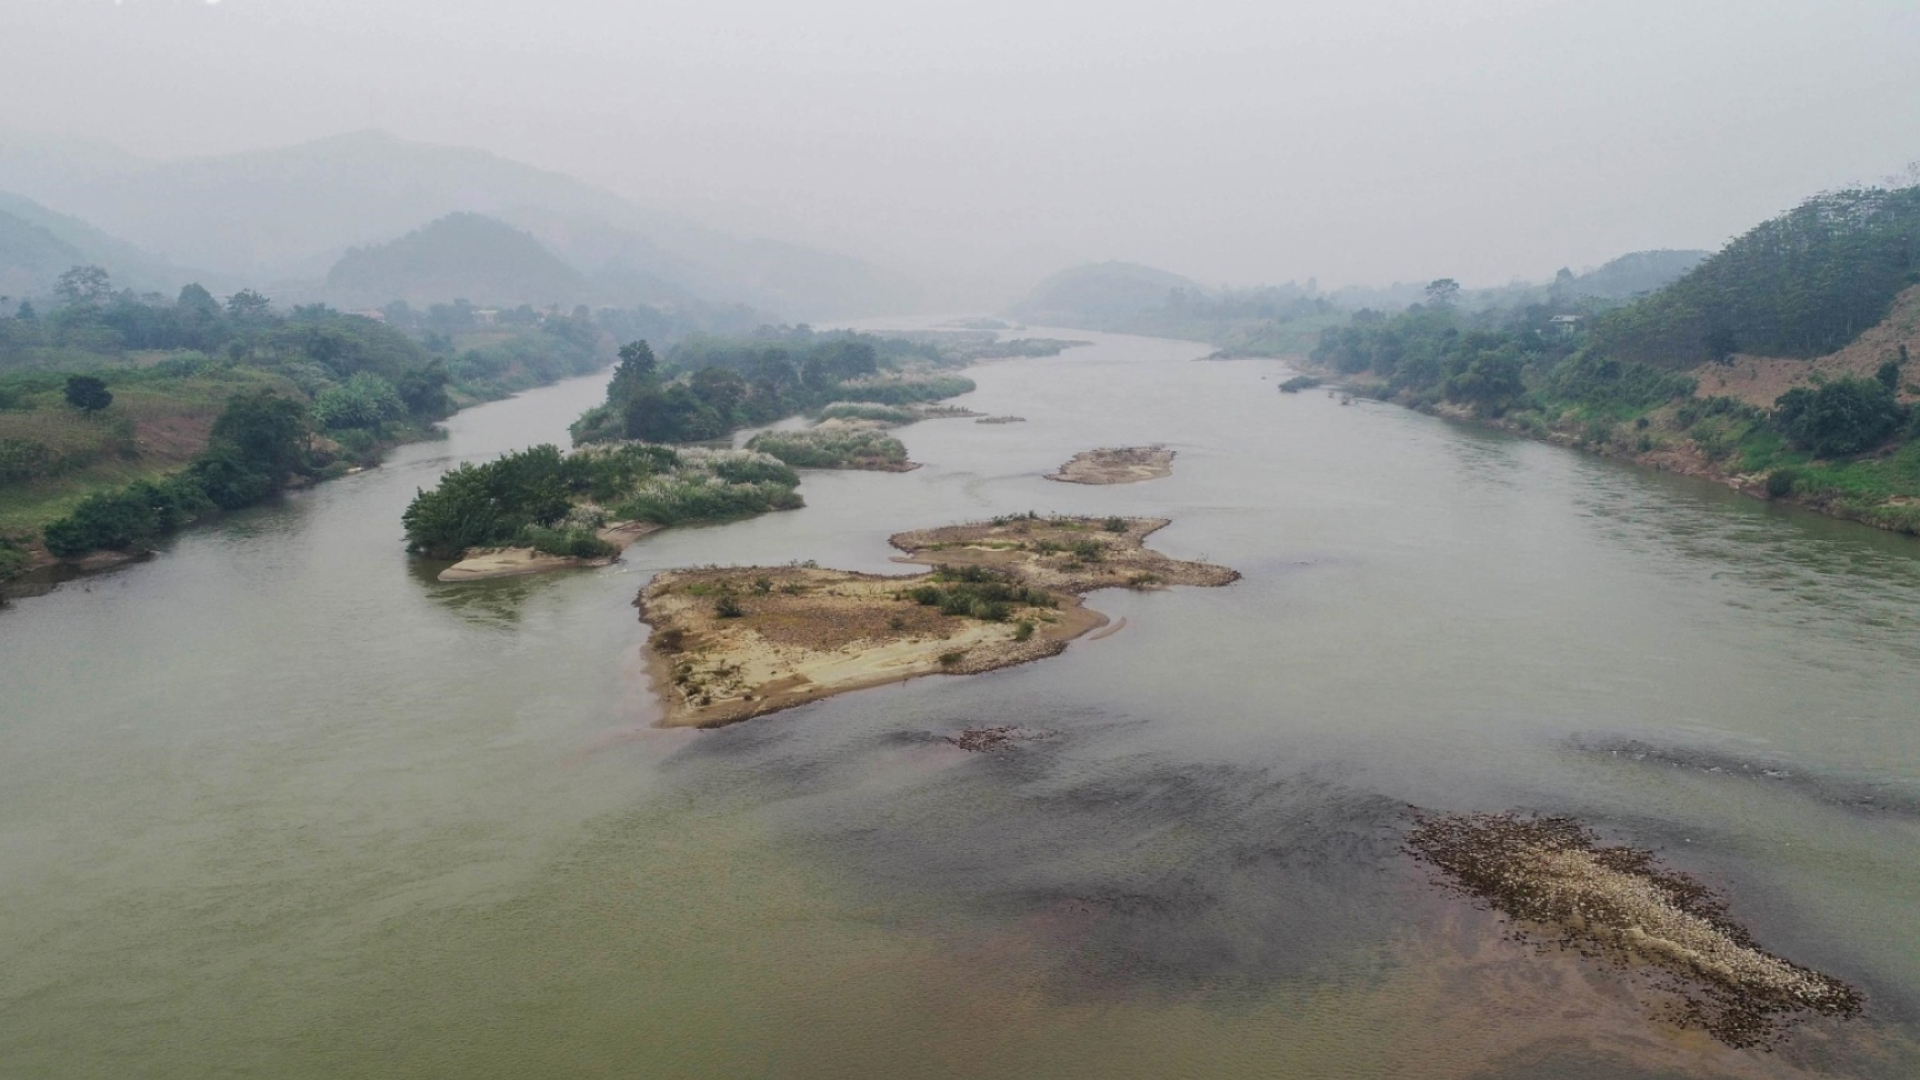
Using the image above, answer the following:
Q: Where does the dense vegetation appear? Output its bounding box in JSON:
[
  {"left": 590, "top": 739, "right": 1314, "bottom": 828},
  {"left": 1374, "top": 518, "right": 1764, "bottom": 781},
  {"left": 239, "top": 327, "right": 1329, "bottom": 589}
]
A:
[
  {"left": 400, "top": 443, "right": 802, "bottom": 561},
  {"left": 744, "top": 427, "right": 911, "bottom": 470},
  {"left": 0, "top": 265, "right": 764, "bottom": 576},
  {"left": 38, "top": 389, "right": 313, "bottom": 557},
  {"left": 1592, "top": 186, "right": 1920, "bottom": 367},
  {"left": 570, "top": 329, "right": 976, "bottom": 446},
  {"left": 1309, "top": 210, "right": 1920, "bottom": 534}
]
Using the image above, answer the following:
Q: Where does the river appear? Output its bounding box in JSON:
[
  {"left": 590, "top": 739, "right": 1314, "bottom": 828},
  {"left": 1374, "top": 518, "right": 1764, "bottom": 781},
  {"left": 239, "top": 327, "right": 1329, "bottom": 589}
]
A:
[{"left": 3, "top": 331, "right": 1918, "bottom": 1079}]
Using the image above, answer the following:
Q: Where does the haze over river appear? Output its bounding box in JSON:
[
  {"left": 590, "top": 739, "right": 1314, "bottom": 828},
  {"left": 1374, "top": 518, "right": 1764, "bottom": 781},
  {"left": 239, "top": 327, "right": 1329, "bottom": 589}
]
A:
[{"left": 4, "top": 331, "right": 1919, "bottom": 1079}]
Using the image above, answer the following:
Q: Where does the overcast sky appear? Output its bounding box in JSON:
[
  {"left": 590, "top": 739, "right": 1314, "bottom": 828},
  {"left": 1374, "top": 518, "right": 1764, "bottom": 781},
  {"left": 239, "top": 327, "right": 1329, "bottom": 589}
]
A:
[{"left": 6, "top": 0, "right": 1920, "bottom": 296}]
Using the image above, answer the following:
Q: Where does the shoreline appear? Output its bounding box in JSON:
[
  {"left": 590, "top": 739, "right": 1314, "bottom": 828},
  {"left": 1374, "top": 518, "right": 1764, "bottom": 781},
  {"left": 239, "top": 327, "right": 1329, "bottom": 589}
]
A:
[{"left": 1298, "top": 363, "right": 1920, "bottom": 540}]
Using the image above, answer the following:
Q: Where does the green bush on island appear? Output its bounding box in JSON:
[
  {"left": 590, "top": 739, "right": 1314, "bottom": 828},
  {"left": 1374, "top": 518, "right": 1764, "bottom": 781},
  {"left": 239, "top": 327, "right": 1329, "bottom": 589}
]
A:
[
  {"left": 904, "top": 565, "right": 1056, "bottom": 623},
  {"left": 401, "top": 442, "right": 802, "bottom": 560},
  {"left": 744, "top": 427, "right": 909, "bottom": 469}
]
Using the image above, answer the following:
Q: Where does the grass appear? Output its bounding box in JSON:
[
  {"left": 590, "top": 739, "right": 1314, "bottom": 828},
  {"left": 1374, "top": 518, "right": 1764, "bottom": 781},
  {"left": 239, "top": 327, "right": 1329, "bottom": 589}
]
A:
[{"left": 0, "top": 367, "right": 298, "bottom": 533}]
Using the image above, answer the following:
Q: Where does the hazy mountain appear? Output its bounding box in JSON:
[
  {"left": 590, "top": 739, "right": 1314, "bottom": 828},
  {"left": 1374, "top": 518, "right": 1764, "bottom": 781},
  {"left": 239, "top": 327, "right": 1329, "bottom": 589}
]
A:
[
  {"left": 1560, "top": 249, "right": 1711, "bottom": 301},
  {"left": 0, "top": 129, "right": 913, "bottom": 320},
  {"left": 0, "top": 192, "right": 188, "bottom": 298},
  {"left": 1008, "top": 261, "right": 1214, "bottom": 327},
  {"left": 325, "top": 213, "right": 588, "bottom": 309}
]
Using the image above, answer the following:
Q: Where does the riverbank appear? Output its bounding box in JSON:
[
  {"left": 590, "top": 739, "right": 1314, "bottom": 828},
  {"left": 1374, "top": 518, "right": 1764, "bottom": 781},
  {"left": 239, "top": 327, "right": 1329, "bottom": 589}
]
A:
[
  {"left": 0, "top": 366, "right": 614, "bottom": 597},
  {"left": 1303, "top": 366, "right": 1920, "bottom": 540},
  {"left": 636, "top": 515, "right": 1238, "bottom": 728}
]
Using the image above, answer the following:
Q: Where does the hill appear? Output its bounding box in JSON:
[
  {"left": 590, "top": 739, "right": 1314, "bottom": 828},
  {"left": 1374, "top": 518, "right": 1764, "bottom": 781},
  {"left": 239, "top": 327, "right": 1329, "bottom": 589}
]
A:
[
  {"left": 0, "top": 209, "right": 83, "bottom": 300},
  {"left": 326, "top": 213, "right": 589, "bottom": 309},
  {"left": 1009, "top": 261, "right": 1213, "bottom": 327},
  {"left": 1559, "top": 249, "right": 1710, "bottom": 301},
  {"left": 0, "top": 192, "right": 187, "bottom": 298},
  {"left": 1592, "top": 186, "right": 1920, "bottom": 368},
  {"left": 0, "top": 129, "right": 911, "bottom": 320}
]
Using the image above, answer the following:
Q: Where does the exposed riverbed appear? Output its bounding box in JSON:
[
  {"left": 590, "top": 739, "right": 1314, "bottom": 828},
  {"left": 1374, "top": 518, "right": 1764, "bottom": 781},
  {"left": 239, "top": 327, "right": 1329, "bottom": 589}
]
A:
[{"left": 3, "top": 333, "right": 1919, "bottom": 1078}]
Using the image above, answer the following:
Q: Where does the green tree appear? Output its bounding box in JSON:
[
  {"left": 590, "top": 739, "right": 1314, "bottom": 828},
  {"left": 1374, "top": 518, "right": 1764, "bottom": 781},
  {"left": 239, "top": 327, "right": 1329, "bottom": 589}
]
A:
[
  {"left": 225, "top": 288, "right": 274, "bottom": 322},
  {"left": 63, "top": 374, "right": 113, "bottom": 412},
  {"left": 1424, "top": 278, "right": 1461, "bottom": 307},
  {"left": 55, "top": 265, "right": 112, "bottom": 308},
  {"left": 608, "top": 340, "right": 659, "bottom": 403},
  {"left": 208, "top": 390, "right": 310, "bottom": 482}
]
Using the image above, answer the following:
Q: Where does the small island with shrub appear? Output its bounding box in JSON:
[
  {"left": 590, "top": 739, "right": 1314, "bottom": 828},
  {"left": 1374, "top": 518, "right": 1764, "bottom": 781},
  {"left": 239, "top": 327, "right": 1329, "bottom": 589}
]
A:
[
  {"left": 636, "top": 514, "right": 1238, "bottom": 727},
  {"left": 401, "top": 442, "right": 803, "bottom": 581}
]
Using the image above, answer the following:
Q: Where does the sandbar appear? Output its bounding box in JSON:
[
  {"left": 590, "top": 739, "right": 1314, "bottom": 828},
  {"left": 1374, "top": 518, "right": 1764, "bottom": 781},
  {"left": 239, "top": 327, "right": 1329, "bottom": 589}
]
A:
[
  {"left": 1046, "top": 446, "right": 1175, "bottom": 485},
  {"left": 636, "top": 515, "right": 1236, "bottom": 727},
  {"left": 437, "top": 521, "right": 662, "bottom": 582}
]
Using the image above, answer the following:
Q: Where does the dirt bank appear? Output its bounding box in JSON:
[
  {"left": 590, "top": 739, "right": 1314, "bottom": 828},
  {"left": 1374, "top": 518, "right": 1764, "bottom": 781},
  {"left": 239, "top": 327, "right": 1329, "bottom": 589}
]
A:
[
  {"left": 636, "top": 515, "right": 1237, "bottom": 728},
  {"left": 1045, "top": 446, "right": 1176, "bottom": 485}
]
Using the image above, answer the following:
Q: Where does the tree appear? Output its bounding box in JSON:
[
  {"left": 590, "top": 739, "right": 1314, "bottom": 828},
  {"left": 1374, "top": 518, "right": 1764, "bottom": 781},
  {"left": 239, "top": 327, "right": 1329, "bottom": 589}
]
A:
[
  {"left": 1877, "top": 356, "right": 1903, "bottom": 394},
  {"left": 55, "top": 265, "right": 112, "bottom": 308},
  {"left": 225, "top": 288, "right": 274, "bottom": 322},
  {"left": 208, "top": 390, "right": 310, "bottom": 482},
  {"left": 608, "top": 340, "right": 659, "bottom": 405},
  {"left": 176, "top": 282, "right": 221, "bottom": 317},
  {"left": 1424, "top": 278, "right": 1461, "bottom": 307},
  {"left": 63, "top": 374, "right": 113, "bottom": 412}
]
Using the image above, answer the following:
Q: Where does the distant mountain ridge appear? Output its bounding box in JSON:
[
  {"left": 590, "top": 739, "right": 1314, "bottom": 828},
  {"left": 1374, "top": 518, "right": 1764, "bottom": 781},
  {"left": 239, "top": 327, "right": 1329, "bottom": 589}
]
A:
[{"left": 0, "top": 129, "right": 913, "bottom": 320}]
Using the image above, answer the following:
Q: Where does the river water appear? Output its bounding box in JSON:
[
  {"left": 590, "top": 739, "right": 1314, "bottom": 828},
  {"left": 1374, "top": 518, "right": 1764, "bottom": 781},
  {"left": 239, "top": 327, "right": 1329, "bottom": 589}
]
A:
[{"left": 3, "top": 331, "right": 1919, "bottom": 1079}]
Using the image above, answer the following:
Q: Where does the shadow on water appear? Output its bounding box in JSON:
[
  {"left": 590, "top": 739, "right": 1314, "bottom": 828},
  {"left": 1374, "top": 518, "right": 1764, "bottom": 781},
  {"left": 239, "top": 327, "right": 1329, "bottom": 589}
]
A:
[{"left": 669, "top": 709, "right": 1411, "bottom": 997}]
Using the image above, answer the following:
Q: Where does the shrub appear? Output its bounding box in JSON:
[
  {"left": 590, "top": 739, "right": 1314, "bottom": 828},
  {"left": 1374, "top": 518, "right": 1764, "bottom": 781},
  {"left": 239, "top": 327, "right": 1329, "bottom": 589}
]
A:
[
  {"left": 1773, "top": 379, "right": 1903, "bottom": 458},
  {"left": 312, "top": 372, "right": 407, "bottom": 430},
  {"left": 1765, "top": 468, "right": 1801, "bottom": 499},
  {"left": 64, "top": 374, "right": 112, "bottom": 412},
  {"left": 714, "top": 595, "right": 744, "bottom": 619},
  {"left": 1102, "top": 516, "right": 1128, "bottom": 533}
]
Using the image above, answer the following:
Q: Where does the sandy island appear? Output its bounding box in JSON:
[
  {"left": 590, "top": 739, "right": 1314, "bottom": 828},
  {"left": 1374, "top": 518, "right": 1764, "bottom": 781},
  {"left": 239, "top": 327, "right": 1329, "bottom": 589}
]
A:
[
  {"left": 1406, "top": 812, "right": 1862, "bottom": 1049},
  {"left": 437, "top": 521, "right": 662, "bottom": 582},
  {"left": 1046, "top": 446, "right": 1175, "bottom": 485},
  {"left": 636, "top": 515, "right": 1237, "bottom": 727}
]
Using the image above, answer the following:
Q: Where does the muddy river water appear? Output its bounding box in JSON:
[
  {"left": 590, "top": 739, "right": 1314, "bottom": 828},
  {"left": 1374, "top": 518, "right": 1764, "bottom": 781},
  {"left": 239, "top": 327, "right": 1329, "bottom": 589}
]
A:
[{"left": 3, "top": 330, "right": 1919, "bottom": 1078}]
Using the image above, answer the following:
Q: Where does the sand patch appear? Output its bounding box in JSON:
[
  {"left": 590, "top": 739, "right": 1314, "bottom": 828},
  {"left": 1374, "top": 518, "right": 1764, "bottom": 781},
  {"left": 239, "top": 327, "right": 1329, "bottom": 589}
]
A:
[{"left": 437, "top": 521, "right": 662, "bottom": 582}]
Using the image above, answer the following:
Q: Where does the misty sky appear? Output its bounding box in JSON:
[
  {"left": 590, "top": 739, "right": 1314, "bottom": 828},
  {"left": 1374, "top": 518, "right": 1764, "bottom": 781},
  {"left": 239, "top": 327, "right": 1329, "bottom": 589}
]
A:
[{"left": 6, "top": 0, "right": 1920, "bottom": 295}]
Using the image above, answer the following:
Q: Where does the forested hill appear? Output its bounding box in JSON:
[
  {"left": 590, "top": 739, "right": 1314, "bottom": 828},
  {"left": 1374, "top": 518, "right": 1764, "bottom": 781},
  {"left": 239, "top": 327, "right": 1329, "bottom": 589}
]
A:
[
  {"left": 326, "top": 213, "right": 589, "bottom": 309},
  {"left": 1592, "top": 185, "right": 1920, "bottom": 368}
]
